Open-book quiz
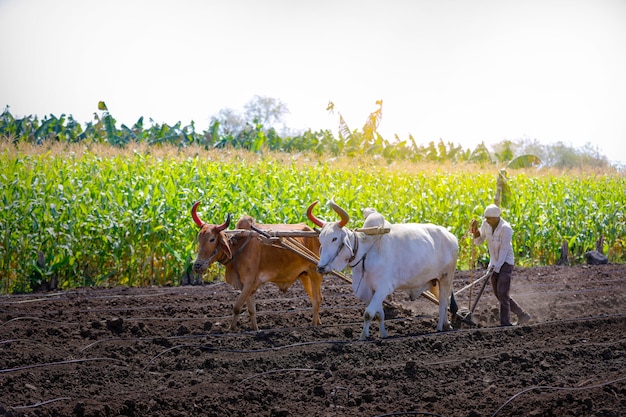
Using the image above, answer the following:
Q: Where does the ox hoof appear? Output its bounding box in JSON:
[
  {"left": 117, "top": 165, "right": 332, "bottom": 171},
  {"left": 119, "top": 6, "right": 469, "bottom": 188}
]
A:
[{"left": 440, "top": 322, "right": 453, "bottom": 332}]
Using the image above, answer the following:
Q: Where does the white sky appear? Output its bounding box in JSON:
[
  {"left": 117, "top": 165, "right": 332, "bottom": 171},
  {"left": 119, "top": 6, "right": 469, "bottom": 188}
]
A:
[{"left": 1, "top": 0, "right": 625, "bottom": 166}]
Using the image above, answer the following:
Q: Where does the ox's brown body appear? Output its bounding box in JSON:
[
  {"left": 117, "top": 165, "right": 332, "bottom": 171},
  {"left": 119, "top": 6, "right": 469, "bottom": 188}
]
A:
[{"left": 191, "top": 203, "right": 323, "bottom": 331}]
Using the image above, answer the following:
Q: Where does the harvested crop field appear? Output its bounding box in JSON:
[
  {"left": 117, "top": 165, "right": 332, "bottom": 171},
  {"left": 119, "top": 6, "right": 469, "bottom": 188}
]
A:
[{"left": 1, "top": 264, "right": 625, "bottom": 417}]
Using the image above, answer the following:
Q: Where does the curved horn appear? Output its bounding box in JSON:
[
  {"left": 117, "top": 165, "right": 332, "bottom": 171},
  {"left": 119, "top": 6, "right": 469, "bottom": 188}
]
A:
[
  {"left": 216, "top": 213, "right": 231, "bottom": 232},
  {"left": 329, "top": 199, "right": 350, "bottom": 228},
  {"left": 191, "top": 201, "right": 204, "bottom": 227},
  {"left": 306, "top": 201, "right": 325, "bottom": 228}
]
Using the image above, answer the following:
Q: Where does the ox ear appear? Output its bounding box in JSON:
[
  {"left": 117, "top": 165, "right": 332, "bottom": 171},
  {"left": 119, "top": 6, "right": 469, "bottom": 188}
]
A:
[
  {"left": 306, "top": 201, "right": 325, "bottom": 228},
  {"left": 219, "top": 233, "right": 233, "bottom": 259},
  {"left": 343, "top": 234, "right": 354, "bottom": 254}
]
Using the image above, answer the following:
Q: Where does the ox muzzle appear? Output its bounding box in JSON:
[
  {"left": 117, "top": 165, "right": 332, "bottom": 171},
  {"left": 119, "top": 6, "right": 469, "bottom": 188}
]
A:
[
  {"left": 192, "top": 259, "right": 208, "bottom": 274},
  {"left": 317, "top": 264, "right": 332, "bottom": 275},
  {"left": 192, "top": 250, "right": 220, "bottom": 274}
]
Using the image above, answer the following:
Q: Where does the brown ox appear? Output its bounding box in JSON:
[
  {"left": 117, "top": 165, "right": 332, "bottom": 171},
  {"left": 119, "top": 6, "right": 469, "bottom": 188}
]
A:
[{"left": 191, "top": 202, "right": 324, "bottom": 331}]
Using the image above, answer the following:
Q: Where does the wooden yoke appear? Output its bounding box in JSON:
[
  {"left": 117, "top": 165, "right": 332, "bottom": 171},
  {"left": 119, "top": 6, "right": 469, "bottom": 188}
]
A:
[{"left": 354, "top": 226, "right": 391, "bottom": 235}]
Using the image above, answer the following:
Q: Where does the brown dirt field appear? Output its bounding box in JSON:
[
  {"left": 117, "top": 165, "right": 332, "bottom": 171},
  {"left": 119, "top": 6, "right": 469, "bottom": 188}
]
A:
[{"left": 1, "top": 264, "right": 625, "bottom": 417}]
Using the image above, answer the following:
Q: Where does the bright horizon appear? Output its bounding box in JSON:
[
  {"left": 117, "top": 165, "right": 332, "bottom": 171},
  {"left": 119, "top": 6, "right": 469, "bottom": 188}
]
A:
[{"left": 1, "top": 0, "right": 625, "bottom": 166}]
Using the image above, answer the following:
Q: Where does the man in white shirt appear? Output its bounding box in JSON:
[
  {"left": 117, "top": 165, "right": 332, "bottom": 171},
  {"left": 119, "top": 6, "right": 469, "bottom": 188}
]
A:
[{"left": 470, "top": 204, "right": 531, "bottom": 327}]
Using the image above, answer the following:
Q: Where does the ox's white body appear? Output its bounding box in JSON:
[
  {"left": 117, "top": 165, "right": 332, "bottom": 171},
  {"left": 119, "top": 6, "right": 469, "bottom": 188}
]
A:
[{"left": 317, "top": 212, "right": 458, "bottom": 340}]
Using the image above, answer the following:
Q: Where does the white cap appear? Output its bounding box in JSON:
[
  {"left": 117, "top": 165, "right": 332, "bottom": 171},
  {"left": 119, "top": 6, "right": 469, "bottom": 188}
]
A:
[{"left": 484, "top": 204, "right": 501, "bottom": 217}]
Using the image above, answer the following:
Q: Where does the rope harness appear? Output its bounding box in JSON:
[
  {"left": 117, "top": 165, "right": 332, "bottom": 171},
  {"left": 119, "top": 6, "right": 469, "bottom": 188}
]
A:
[
  {"left": 347, "top": 229, "right": 387, "bottom": 295},
  {"left": 220, "top": 233, "right": 253, "bottom": 265},
  {"left": 318, "top": 226, "right": 389, "bottom": 273},
  {"left": 348, "top": 230, "right": 386, "bottom": 270}
]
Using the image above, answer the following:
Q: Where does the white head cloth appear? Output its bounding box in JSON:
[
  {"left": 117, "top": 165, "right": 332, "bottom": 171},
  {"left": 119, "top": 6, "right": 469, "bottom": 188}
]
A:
[{"left": 484, "top": 204, "right": 501, "bottom": 217}]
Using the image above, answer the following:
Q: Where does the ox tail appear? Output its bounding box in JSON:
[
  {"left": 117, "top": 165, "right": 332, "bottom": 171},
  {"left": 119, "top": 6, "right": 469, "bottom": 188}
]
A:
[{"left": 449, "top": 292, "right": 458, "bottom": 316}]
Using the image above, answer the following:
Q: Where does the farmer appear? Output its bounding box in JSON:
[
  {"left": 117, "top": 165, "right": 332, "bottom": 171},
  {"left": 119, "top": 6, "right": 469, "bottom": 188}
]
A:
[{"left": 470, "top": 204, "right": 531, "bottom": 327}]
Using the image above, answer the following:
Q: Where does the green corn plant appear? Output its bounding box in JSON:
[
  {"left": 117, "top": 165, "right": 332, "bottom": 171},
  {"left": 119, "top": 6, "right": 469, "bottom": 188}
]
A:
[{"left": 1, "top": 143, "right": 624, "bottom": 293}]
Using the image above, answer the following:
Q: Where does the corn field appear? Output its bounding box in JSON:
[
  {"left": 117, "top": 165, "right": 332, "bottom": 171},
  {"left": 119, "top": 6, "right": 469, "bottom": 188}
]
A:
[{"left": 1, "top": 143, "right": 624, "bottom": 293}]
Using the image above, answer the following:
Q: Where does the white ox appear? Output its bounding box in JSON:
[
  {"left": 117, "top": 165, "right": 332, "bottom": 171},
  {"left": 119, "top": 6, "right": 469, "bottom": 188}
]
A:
[{"left": 307, "top": 200, "right": 459, "bottom": 340}]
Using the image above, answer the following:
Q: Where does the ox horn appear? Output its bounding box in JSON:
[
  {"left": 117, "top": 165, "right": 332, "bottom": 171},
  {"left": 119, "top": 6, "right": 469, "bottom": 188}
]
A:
[
  {"left": 191, "top": 202, "right": 231, "bottom": 231},
  {"left": 217, "top": 213, "right": 232, "bottom": 232},
  {"left": 306, "top": 201, "right": 325, "bottom": 228},
  {"left": 329, "top": 199, "right": 350, "bottom": 228},
  {"left": 191, "top": 201, "right": 205, "bottom": 227}
]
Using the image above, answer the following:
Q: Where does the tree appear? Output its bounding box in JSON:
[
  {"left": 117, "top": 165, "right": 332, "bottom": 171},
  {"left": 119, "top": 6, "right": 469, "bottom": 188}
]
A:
[
  {"left": 492, "top": 140, "right": 515, "bottom": 163},
  {"left": 211, "top": 108, "right": 244, "bottom": 136},
  {"left": 468, "top": 142, "right": 493, "bottom": 164},
  {"left": 514, "top": 138, "right": 611, "bottom": 170},
  {"left": 211, "top": 96, "right": 290, "bottom": 139},
  {"left": 243, "top": 95, "right": 289, "bottom": 131}
]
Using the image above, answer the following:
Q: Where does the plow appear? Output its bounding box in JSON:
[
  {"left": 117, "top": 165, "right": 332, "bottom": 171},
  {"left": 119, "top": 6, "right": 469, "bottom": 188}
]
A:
[
  {"left": 451, "top": 268, "right": 493, "bottom": 329},
  {"left": 223, "top": 225, "right": 489, "bottom": 329}
]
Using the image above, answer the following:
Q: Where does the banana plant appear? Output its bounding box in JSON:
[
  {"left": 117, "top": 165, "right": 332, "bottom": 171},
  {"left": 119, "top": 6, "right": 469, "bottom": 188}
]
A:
[{"left": 330, "top": 100, "right": 385, "bottom": 156}]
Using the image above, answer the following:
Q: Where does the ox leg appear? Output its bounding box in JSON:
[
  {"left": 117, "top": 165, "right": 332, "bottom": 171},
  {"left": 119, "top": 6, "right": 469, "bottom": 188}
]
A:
[
  {"left": 231, "top": 284, "right": 258, "bottom": 332},
  {"left": 309, "top": 289, "right": 322, "bottom": 327},
  {"left": 361, "top": 290, "right": 389, "bottom": 340},
  {"left": 377, "top": 310, "right": 387, "bottom": 339},
  {"left": 299, "top": 272, "right": 322, "bottom": 327},
  {"left": 360, "top": 318, "right": 372, "bottom": 341},
  {"left": 246, "top": 294, "right": 259, "bottom": 331},
  {"left": 437, "top": 272, "right": 454, "bottom": 332}
]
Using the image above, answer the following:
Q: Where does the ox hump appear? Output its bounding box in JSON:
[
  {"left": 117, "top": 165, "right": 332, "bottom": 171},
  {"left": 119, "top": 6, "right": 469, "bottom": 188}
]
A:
[{"left": 236, "top": 215, "right": 256, "bottom": 230}]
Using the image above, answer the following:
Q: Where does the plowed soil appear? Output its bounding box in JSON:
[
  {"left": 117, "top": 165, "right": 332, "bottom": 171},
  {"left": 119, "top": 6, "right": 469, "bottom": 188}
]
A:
[{"left": 1, "top": 264, "right": 625, "bottom": 417}]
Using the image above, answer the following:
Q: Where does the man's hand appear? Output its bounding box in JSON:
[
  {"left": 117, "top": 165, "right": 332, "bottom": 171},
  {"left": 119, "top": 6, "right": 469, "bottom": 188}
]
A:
[{"left": 470, "top": 219, "right": 480, "bottom": 237}]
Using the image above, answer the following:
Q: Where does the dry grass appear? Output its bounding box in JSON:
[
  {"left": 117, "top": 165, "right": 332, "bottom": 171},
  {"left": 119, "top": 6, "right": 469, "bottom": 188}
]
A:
[{"left": 2, "top": 137, "right": 622, "bottom": 178}]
